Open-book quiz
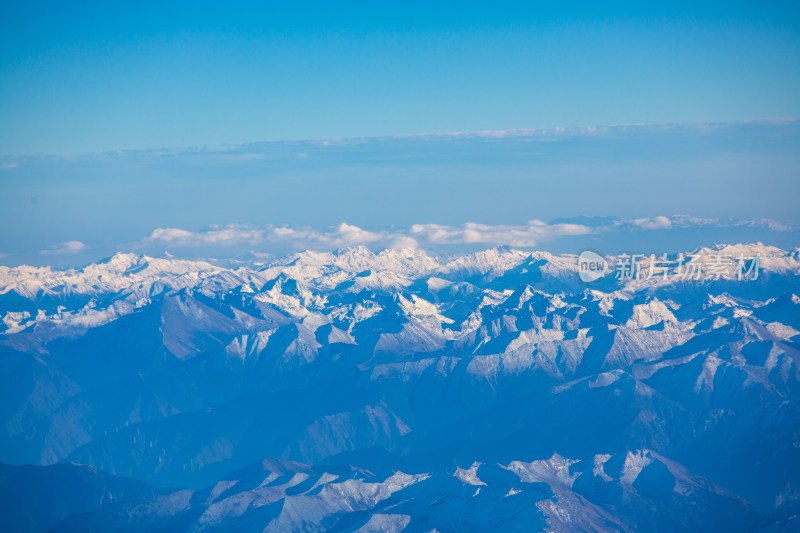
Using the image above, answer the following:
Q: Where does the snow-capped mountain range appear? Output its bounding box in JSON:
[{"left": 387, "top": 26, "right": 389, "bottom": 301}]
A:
[{"left": 1, "top": 244, "right": 799, "bottom": 531}]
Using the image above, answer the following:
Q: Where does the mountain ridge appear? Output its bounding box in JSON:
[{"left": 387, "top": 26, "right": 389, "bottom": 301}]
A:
[{"left": 1, "top": 244, "right": 799, "bottom": 531}]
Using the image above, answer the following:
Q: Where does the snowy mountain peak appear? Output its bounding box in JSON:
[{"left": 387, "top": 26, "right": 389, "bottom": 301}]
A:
[{"left": 1, "top": 243, "right": 799, "bottom": 530}]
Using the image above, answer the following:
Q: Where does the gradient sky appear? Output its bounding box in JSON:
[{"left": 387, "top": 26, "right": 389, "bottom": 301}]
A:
[
  {"left": 1, "top": 120, "right": 799, "bottom": 266},
  {"left": 1, "top": 1, "right": 799, "bottom": 155},
  {"left": 1, "top": 2, "right": 799, "bottom": 266}
]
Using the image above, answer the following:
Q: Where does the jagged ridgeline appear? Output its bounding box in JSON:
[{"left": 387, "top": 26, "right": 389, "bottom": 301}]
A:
[{"left": 1, "top": 245, "right": 799, "bottom": 532}]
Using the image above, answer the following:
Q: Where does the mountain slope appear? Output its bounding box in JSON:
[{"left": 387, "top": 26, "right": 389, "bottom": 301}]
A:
[{"left": 1, "top": 244, "right": 799, "bottom": 530}]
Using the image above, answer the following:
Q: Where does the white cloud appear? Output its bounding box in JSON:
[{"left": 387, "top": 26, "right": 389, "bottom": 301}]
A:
[
  {"left": 389, "top": 236, "right": 420, "bottom": 249},
  {"left": 147, "top": 228, "right": 195, "bottom": 242},
  {"left": 616, "top": 215, "right": 795, "bottom": 232},
  {"left": 40, "top": 241, "right": 88, "bottom": 255},
  {"left": 330, "top": 223, "right": 382, "bottom": 245},
  {"left": 24, "top": 117, "right": 793, "bottom": 163},
  {"left": 146, "top": 225, "right": 267, "bottom": 246},
  {"left": 409, "top": 221, "right": 590, "bottom": 247},
  {"left": 144, "top": 221, "right": 593, "bottom": 251},
  {"left": 140, "top": 214, "right": 796, "bottom": 254},
  {"left": 265, "top": 223, "right": 384, "bottom": 249},
  {"left": 625, "top": 216, "right": 673, "bottom": 230},
  {"left": 744, "top": 218, "right": 794, "bottom": 231},
  {"left": 669, "top": 214, "right": 719, "bottom": 227}
]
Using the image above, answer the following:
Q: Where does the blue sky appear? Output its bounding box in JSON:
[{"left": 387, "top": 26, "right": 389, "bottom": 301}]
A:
[
  {"left": 1, "top": 1, "right": 799, "bottom": 154},
  {"left": 0, "top": 2, "right": 798, "bottom": 265}
]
